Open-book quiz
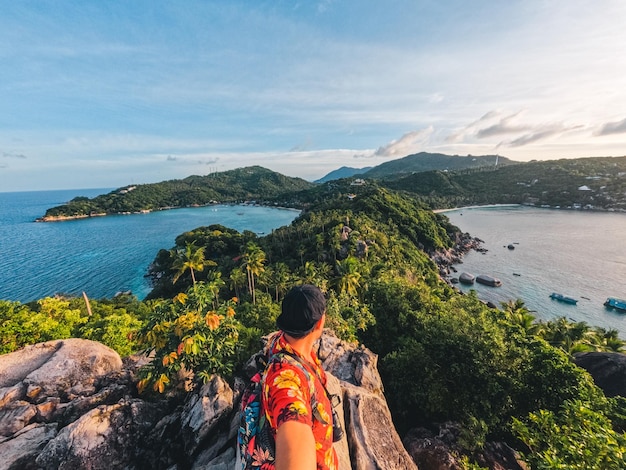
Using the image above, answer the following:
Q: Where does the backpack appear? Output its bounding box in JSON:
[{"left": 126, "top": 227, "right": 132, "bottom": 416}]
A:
[{"left": 237, "top": 347, "right": 318, "bottom": 470}]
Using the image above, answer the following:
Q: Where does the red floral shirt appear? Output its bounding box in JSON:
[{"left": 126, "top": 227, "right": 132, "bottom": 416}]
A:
[{"left": 261, "top": 331, "right": 338, "bottom": 470}]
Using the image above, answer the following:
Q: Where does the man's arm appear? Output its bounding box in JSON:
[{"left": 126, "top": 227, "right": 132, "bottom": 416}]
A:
[{"left": 275, "top": 420, "right": 316, "bottom": 470}]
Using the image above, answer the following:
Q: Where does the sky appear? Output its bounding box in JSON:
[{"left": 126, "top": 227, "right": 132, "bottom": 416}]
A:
[{"left": 1, "top": 0, "right": 626, "bottom": 192}]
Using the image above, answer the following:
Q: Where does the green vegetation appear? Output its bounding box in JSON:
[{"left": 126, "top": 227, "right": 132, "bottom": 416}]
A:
[
  {"left": 0, "top": 294, "right": 150, "bottom": 356},
  {"left": 361, "top": 152, "right": 515, "bottom": 178},
  {"left": 11, "top": 160, "right": 626, "bottom": 468},
  {"left": 40, "top": 166, "right": 314, "bottom": 219},
  {"left": 383, "top": 156, "right": 626, "bottom": 211}
]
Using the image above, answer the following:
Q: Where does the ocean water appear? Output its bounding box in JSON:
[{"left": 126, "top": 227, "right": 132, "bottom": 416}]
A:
[
  {"left": 444, "top": 206, "right": 626, "bottom": 336},
  {"left": 0, "top": 189, "right": 299, "bottom": 302}
]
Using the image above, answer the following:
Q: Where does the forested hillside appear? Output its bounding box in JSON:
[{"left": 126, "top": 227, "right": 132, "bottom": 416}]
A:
[
  {"left": 39, "top": 166, "right": 314, "bottom": 220},
  {"left": 384, "top": 156, "right": 626, "bottom": 210},
  {"left": 362, "top": 152, "right": 516, "bottom": 178}
]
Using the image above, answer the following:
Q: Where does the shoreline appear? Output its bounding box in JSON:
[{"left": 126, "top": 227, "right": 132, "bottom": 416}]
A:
[
  {"left": 433, "top": 204, "right": 521, "bottom": 214},
  {"left": 434, "top": 203, "right": 626, "bottom": 215},
  {"left": 35, "top": 201, "right": 301, "bottom": 223}
]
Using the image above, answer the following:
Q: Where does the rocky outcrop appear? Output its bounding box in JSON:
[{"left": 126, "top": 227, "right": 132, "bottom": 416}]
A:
[
  {"left": 431, "top": 232, "right": 485, "bottom": 279},
  {"left": 403, "top": 423, "right": 527, "bottom": 470},
  {"left": 574, "top": 351, "right": 626, "bottom": 397},
  {"left": 0, "top": 331, "right": 416, "bottom": 470}
]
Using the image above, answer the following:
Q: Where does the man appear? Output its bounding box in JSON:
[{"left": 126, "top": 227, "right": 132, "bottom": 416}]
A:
[{"left": 261, "top": 284, "right": 339, "bottom": 470}]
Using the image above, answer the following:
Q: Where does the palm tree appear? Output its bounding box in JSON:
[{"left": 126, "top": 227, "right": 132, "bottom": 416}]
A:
[
  {"left": 273, "top": 262, "right": 292, "bottom": 302},
  {"left": 171, "top": 243, "right": 214, "bottom": 286},
  {"left": 335, "top": 256, "right": 361, "bottom": 300},
  {"left": 501, "top": 299, "right": 538, "bottom": 334},
  {"left": 206, "top": 271, "right": 226, "bottom": 309},
  {"left": 242, "top": 242, "right": 266, "bottom": 304},
  {"left": 229, "top": 268, "right": 247, "bottom": 300}
]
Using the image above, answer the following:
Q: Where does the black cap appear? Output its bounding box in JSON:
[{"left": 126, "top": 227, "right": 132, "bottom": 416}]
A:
[{"left": 276, "top": 284, "right": 326, "bottom": 337}]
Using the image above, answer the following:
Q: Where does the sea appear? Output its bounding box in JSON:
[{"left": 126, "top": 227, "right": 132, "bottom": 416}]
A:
[
  {"left": 2, "top": 192, "right": 626, "bottom": 337},
  {"left": 0, "top": 189, "right": 299, "bottom": 302},
  {"left": 443, "top": 205, "right": 626, "bottom": 337}
]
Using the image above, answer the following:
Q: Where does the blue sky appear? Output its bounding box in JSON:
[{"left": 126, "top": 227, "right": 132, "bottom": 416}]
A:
[{"left": 2, "top": 0, "right": 626, "bottom": 191}]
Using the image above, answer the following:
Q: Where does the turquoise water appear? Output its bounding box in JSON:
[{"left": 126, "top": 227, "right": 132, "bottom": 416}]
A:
[
  {"left": 444, "top": 206, "right": 626, "bottom": 336},
  {"left": 0, "top": 189, "right": 299, "bottom": 302}
]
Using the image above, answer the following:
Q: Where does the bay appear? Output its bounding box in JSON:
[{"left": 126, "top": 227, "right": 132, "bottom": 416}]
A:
[
  {"left": 444, "top": 206, "right": 626, "bottom": 337},
  {"left": 0, "top": 189, "right": 299, "bottom": 302}
]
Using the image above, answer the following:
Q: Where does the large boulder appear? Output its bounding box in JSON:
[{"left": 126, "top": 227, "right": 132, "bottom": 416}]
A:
[
  {"left": 0, "top": 423, "right": 58, "bottom": 470},
  {"left": 574, "top": 352, "right": 626, "bottom": 397},
  {"left": 35, "top": 399, "right": 164, "bottom": 470},
  {"left": 0, "top": 338, "right": 123, "bottom": 403},
  {"left": 403, "top": 423, "right": 527, "bottom": 470}
]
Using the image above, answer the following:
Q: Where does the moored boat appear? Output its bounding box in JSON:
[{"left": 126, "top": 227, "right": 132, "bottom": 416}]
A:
[
  {"left": 476, "top": 274, "right": 502, "bottom": 287},
  {"left": 549, "top": 293, "right": 578, "bottom": 305},
  {"left": 604, "top": 297, "right": 626, "bottom": 313},
  {"left": 459, "top": 272, "right": 475, "bottom": 285}
]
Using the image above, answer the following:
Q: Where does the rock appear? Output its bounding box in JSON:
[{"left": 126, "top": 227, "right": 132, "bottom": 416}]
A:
[
  {"left": 474, "top": 442, "right": 529, "bottom": 470},
  {"left": 180, "top": 375, "right": 234, "bottom": 455},
  {"left": 326, "top": 374, "right": 351, "bottom": 470},
  {"left": 0, "top": 333, "right": 420, "bottom": 469},
  {"left": 344, "top": 384, "right": 418, "bottom": 470},
  {"left": 0, "top": 339, "right": 122, "bottom": 401},
  {"left": 192, "top": 446, "right": 235, "bottom": 470},
  {"left": 0, "top": 423, "right": 58, "bottom": 470},
  {"left": 36, "top": 399, "right": 166, "bottom": 470},
  {"left": 317, "top": 330, "right": 384, "bottom": 396},
  {"left": 0, "top": 401, "right": 37, "bottom": 436},
  {"left": 404, "top": 423, "right": 527, "bottom": 470},
  {"left": 574, "top": 352, "right": 626, "bottom": 397}
]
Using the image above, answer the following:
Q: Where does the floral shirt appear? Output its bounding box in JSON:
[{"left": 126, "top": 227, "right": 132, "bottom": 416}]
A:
[{"left": 261, "top": 331, "right": 338, "bottom": 470}]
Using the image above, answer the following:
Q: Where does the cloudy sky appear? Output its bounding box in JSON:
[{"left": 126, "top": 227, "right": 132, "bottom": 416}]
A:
[{"left": 2, "top": 0, "right": 626, "bottom": 191}]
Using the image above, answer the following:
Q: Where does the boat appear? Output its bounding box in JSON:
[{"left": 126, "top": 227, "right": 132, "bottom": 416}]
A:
[
  {"left": 604, "top": 297, "right": 626, "bottom": 313},
  {"left": 459, "top": 272, "right": 475, "bottom": 285},
  {"left": 476, "top": 274, "right": 502, "bottom": 287},
  {"left": 549, "top": 293, "right": 578, "bottom": 305}
]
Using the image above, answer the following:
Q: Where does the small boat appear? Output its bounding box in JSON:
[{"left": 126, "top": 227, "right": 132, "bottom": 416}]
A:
[
  {"left": 459, "top": 272, "right": 475, "bottom": 285},
  {"left": 549, "top": 293, "right": 578, "bottom": 305},
  {"left": 604, "top": 297, "right": 626, "bottom": 313},
  {"left": 476, "top": 275, "right": 502, "bottom": 287}
]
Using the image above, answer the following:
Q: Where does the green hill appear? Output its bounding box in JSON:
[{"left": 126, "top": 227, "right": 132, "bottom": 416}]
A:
[
  {"left": 38, "top": 166, "right": 315, "bottom": 220},
  {"left": 362, "top": 152, "right": 516, "bottom": 179},
  {"left": 383, "top": 156, "right": 626, "bottom": 210}
]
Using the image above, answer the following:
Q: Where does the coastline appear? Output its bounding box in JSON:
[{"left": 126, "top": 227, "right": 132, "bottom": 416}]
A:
[
  {"left": 35, "top": 201, "right": 301, "bottom": 223},
  {"left": 434, "top": 203, "right": 626, "bottom": 215},
  {"left": 433, "top": 204, "right": 521, "bottom": 214}
]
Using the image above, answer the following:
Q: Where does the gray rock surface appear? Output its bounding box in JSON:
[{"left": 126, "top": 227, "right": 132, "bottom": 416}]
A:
[
  {"left": 0, "top": 331, "right": 415, "bottom": 469},
  {"left": 574, "top": 351, "right": 626, "bottom": 397}
]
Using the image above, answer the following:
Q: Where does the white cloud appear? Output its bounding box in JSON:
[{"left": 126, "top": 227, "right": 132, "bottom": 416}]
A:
[
  {"left": 498, "top": 123, "right": 586, "bottom": 148},
  {"left": 373, "top": 128, "right": 434, "bottom": 157},
  {"left": 596, "top": 117, "right": 626, "bottom": 136}
]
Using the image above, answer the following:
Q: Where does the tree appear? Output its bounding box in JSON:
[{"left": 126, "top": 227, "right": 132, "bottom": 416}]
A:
[
  {"left": 335, "top": 256, "right": 361, "bottom": 299},
  {"left": 512, "top": 399, "right": 626, "bottom": 470},
  {"left": 502, "top": 299, "right": 539, "bottom": 334},
  {"left": 229, "top": 267, "right": 247, "bottom": 300},
  {"left": 171, "top": 242, "right": 214, "bottom": 286},
  {"left": 242, "top": 242, "right": 266, "bottom": 304},
  {"left": 272, "top": 262, "right": 292, "bottom": 302}
]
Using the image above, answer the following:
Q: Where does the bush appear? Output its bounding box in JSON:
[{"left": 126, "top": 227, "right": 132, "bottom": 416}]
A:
[{"left": 137, "top": 283, "right": 241, "bottom": 394}]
